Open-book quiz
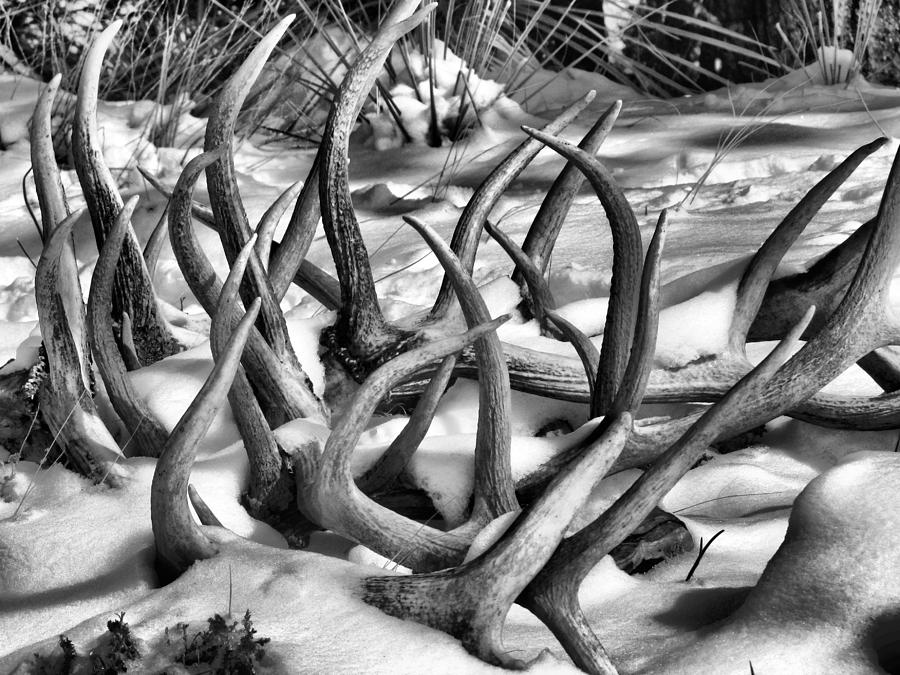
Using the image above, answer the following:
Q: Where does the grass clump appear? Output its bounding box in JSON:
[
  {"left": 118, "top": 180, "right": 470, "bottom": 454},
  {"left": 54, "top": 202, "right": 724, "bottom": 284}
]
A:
[
  {"left": 26, "top": 613, "right": 140, "bottom": 674},
  {"left": 167, "top": 609, "right": 271, "bottom": 675}
]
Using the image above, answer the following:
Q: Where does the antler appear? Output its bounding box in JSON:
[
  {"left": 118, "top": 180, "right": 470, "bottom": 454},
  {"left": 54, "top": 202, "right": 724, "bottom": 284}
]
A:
[
  {"left": 87, "top": 196, "right": 170, "bottom": 457},
  {"left": 361, "top": 194, "right": 667, "bottom": 669},
  {"left": 515, "top": 142, "right": 900, "bottom": 674},
  {"left": 71, "top": 21, "right": 177, "bottom": 365},
  {"left": 151, "top": 298, "right": 261, "bottom": 582}
]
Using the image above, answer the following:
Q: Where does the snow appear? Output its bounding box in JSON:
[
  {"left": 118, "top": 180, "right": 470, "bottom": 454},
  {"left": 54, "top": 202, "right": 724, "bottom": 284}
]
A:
[{"left": 2, "top": 33, "right": 900, "bottom": 675}]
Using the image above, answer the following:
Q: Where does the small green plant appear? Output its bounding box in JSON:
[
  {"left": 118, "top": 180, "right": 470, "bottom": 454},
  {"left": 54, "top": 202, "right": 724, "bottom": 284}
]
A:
[
  {"left": 26, "top": 614, "right": 140, "bottom": 674},
  {"left": 89, "top": 612, "right": 141, "bottom": 674},
  {"left": 167, "top": 609, "right": 270, "bottom": 675},
  {"left": 31, "top": 635, "right": 77, "bottom": 675}
]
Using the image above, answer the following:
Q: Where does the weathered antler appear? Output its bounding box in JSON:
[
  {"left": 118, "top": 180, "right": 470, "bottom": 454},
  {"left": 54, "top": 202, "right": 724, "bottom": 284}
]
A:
[
  {"left": 71, "top": 21, "right": 177, "bottom": 365},
  {"left": 30, "top": 74, "right": 90, "bottom": 388},
  {"left": 517, "top": 142, "right": 900, "bottom": 674},
  {"left": 318, "top": 0, "right": 437, "bottom": 370},
  {"left": 361, "top": 195, "right": 667, "bottom": 668},
  {"left": 168, "top": 148, "right": 326, "bottom": 424},
  {"left": 34, "top": 209, "right": 121, "bottom": 478},
  {"left": 87, "top": 195, "right": 170, "bottom": 457},
  {"left": 151, "top": 297, "right": 261, "bottom": 582}
]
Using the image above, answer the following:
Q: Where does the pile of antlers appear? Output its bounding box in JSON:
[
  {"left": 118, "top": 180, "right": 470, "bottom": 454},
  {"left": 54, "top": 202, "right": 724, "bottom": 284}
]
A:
[{"left": 20, "top": 1, "right": 900, "bottom": 672}]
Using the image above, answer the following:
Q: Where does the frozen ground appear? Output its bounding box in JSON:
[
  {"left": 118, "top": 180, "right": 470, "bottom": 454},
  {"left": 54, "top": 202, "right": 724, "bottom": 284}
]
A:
[{"left": 1, "top": 44, "right": 900, "bottom": 674}]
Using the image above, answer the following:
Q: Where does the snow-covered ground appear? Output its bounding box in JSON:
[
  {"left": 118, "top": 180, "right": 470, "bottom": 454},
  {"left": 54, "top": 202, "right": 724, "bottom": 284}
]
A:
[{"left": 2, "top": 39, "right": 900, "bottom": 674}]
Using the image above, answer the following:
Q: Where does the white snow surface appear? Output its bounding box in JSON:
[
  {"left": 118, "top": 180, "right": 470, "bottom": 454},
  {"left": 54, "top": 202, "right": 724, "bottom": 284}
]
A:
[{"left": 3, "top": 42, "right": 900, "bottom": 675}]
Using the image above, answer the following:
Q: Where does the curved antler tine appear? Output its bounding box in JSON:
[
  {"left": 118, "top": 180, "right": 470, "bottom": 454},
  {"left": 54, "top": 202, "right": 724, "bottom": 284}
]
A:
[
  {"left": 357, "top": 354, "right": 457, "bottom": 495},
  {"left": 169, "top": 149, "right": 326, "bottom": 423},
  {"left": 31, "top": 73, "right": 91, "bottom": 389},
  {"left": 520, "top": 125, "right": 643, "bottom": 418},
  {"left": 429, "top": 89, "right": 598, "bottom": 321},
  {"left": 516, "top": 100, "right": 623, "bottom": 287},
  {"left": 31, "top": 74, "right": 68, "bottom": 238},
  {"left": 608, "top": 209, "right": 667, "bottom": 416},
  {"left": 215, "top": 233, "right": 258, "bottom": 321},
  {"left": 151, "top": 297, "right": 261, "bottom": 581},
  {"left": 319, "top": 1, "right": 436, "bottom": 365},
  {"left": 255, "top": 182, "right": 302, "bottom": 268},
  {"left": 269, "top": 155, "right": 321, "bottom": 301},
  {"left": 35, "top": 209, "right": 122, "bottom": 477},
  {"left": 521, "top": 307, "right": 816, "bottom": 675},
  {"left": 204, "top": 16, "right": 299, "bottom": 362},
  {"left": 143, "top": 208, "right": 169, "bottom": 280},
  {"left": 36, "top": 210, "right": 89, "bottom": 395},
  {"left": 483, "top": 218, "right": 600, "bottom": 398},
  {"left": 750, "top": 215, "right": 873, "bottom": 341},
  {"left": 404, "top": 214, "right": 517, "bottom": 521},
  {"left": 72, "top": 21, "right": 172, "bottom": 359},
  {"left": 118, "top": 312, "right": 142, "bottom": 371},
  {"left": 300, "top": 315, "right": 510, "bottom": 571},
  {"left": 730, "top": 137, "right": 887, "bottom": 349},
  {"left": 188, "top": 484, "right": 223, "bottom": 527},
  {"left": 87, "top": 196, "right": 170, "bottom": 458},
  {"left": 209, "top": 236, "right": 284, "bottom": 512},
  {"left": 484, "top": 219, "right": 557, "bottom": 323},
  {"left": 363, "top": 413, "right": 633, "bottom": 671}
]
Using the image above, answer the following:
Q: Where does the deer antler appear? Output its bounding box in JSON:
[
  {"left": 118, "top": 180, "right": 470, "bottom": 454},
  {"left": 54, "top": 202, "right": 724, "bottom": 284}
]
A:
[
  {"left": 151, "top": 297, "right": 261, "bottom": 582},
  {"left": 71, "top": 21, "right": 176, "bottom": 365},
  {"left": 168, "top": 148, "right": 326, "bottom": 424},
  {"left": 34, "top": 209, "right": 122, "bottom": 478},
  {"left": 318, "top": 0, "right": 437, "bottom": 369},
  {"left": 361, "top": 196, "right": 667, "bottom": 669},
  {"left": 87, "top": 195, "right": 170, "bottom": 457},
  {"left": 30, "top": 74, "right": 90, "bottom": 388}
]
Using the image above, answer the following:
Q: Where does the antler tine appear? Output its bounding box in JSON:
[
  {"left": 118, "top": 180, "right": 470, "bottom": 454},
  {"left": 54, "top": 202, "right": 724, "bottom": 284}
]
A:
[
  {"left": 520, "top": 125, "right": 643, "bottom": 418},
  {"left": 607, "top": 209, "right": 667, "bottom": 416},
  {"left": 428, "top": 89, "right": 598, "bottom": 321},
  {"left": 204, "top": 15, "right": 304, "bottom": 371},
  {"left": 168, "top": 148, "right": 326, "bottom": 423},
  {"left": 514, "top": 100, "right": 623, "bottom": 290},
  {"left": 255, "top": 181, "right": 303, "bottom": 268},
  {"left": 138, "top": 165, "right": 342, "bottom": 309},
  {"left": 357, "top": 354, "right": 457, "bottom": 495},
  {"left": 749, "top": 216, "right": 873, "bottom": 342},
  {"left": 87, "top": 195, "right": 170, "bottom": 458},
  {"left": 151, "top": 297, "right": 261, "bottom": 582},
  {"left": 484, "top": 219, "right": 600, "bottom": 400},
  {"left": 72, "top": 21, "right": 174, "bottom": 363},
  {"left": 297, "top": 314, "right": 510, "bottom": 572},
  {"left": 269, "top": 154, "right": 322, "bottom": 301},
  {"left": 31, "top": 74, "right": 91, "bottom": 389},
  {"left": 404, "top": 215, "right": 517, "bottom": 522},
  {"left": 208, "top": 233, "right": 284, "bottom": 510},
  {"left": 35, "top": 209, "right": 122, "bottom": 478},
  {"left": 730, "top": 137, "right": 887, "bottom": 350},
  {"left": 319, "top": 0, "right": 436, "bottom": 366},
  {"left": 522, "top": 307, "right": 817, "bottom": 674}
]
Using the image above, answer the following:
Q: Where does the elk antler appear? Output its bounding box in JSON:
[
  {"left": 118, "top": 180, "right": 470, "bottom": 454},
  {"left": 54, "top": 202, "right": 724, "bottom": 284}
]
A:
[
  {"left": 361, "top": 198, "right": 667, "bottom": 669},
  {"left": 34, "top": 209, "right": 121, "bottom": 478},
  {"left": 71, "top": 21, "right": 176, "bottom": 365},
  {"left": 87, "top": 196, "right": 170, "bottom": 458},
  {"left": 151, "top": 297, "right": 261, "bottom": 582}
]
